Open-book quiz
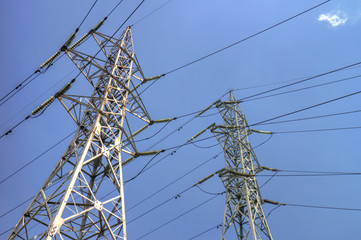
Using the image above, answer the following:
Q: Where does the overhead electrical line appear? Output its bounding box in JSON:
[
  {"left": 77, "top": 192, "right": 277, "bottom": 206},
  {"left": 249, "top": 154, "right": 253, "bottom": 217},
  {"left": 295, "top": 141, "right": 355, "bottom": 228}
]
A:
[
  {"left": 243, "top": 73, "right": 361, "bottom": 102},
  {"left": 241, "top": 61, "right": 361, "bottom": 102},
  {"left": 135, "top": 194, "right": 221, "bottom": 240},
  {"left": 255, "top": 108, "right": 361, "bottom": 126},
  {"left": 250, "top": 89, "right": 361, "bottom": 126},
  {"left": 132, "top": 0, "right": 175, "bottom": 26},
  {"left": 140, "top": 0, "right": 330, "bottom": 93},
  {"left": 125, "top": 151, "right": 222, "bottom": 211},
  {"left": 264, "top": 200, "right": 361, "bottom": 212},
  {"left": 0, "top": 0, "right": 125, "bottom": 106},
  {"left": 271, "top": 126, "right": 361, "bottom": 134},
  {"left": 0, "top": 130, "right": 75, "bottom": 185},
  {"left": 77, "top": 0, "right": 99, "bottom": 29},
  {"left": 187, "top": 224, "right": 222, "bottom": 240}
]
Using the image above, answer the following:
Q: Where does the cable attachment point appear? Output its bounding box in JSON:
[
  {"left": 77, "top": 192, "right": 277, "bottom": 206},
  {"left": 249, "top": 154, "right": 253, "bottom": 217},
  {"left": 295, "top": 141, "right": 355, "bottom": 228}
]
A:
[
  {"left": 31, "top": 80, "right": 74, "bottom": 116},
  {"left": 143, "top": 74, "right": 165, "bottom": 83},
  {"left": 262, "top": 166, "right": 279, "bottom": 172},
  {"left": 251, "top": 129, "right": 273, "bottom": 135},
  {"left": 263, "top": 199, "right": 286, "bottom": 206}
]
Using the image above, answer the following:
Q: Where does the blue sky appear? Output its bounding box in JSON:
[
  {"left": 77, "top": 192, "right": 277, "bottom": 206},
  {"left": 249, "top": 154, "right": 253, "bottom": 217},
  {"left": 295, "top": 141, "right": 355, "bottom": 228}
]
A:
[{"left": 1, "top": 0, "right": 361, "bottom": 239}]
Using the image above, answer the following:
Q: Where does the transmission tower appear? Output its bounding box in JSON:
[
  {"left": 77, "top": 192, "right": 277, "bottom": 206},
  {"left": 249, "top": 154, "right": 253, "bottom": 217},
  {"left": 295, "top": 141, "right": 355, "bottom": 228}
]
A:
[
  {"left": 8, "top": 26, "right": 154, "bottom": 239},
  {"left": 211, "top": 91, "right": 273, "bottom": 240}
]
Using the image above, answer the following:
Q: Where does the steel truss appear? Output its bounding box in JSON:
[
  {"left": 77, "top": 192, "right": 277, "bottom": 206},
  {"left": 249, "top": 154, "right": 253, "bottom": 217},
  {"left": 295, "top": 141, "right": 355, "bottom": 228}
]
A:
[
  {"left": 212, "top": 91, "right": 273, "bottom": 240},
  {"left": 8, "top": 27, "right": 151, "bottom": 240}
]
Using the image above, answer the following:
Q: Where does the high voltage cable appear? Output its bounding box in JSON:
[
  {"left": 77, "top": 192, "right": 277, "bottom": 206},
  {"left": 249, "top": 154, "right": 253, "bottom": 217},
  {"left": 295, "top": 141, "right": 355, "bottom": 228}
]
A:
[
  {"left": 187, "top": 224, "right": 222, "bottom": 240},
  {"left": 164, "top": 0, "right": 330, "bottom": 75},
  {"left": 141, "top": 0, "right": 330, "bottom": 92},
  {"left": 71, "top": 0, "right": 145, "bottom": 83},
  {"left": 265, "top": 200, "right": 361, "bottom": 212},
  {"left": 257, "top": 172, "right": 361, "bottom": 177},
  {"left": 105, "top": 171, "right": 223, "bottom": 237},
  {"left": 0, "top": 1, "right": 146, "bottom": 140},
  {"left": 253, "top": 134, "right": 273, "bottom": 149},
  {"left": 0, "top": 103, "right": 217, "bottom": 204},
  {"left": 241, "top": 61, "right": 361, "bottom": 102},
  {"left": 243, "top": 73, "right": 361, "bottom": 102},
  {"left": 132, "top": 0, "right": 175, "bottom": 26},
  {"left": 233, "top": 64, "right": 361, "bottom": 93},
  {"left": 250, "top": 89, "right": 361, "bottom": 126},
  {"left": 284, "top": 203, "right": 361, "bottom": 212},
  {"left": 135, "top": 194, "right": 221, "bottom": 240},
  {"left": 77, "top": 0, "right": 98, "bottom": 29},
  {"left": 0, "top": 0, "right": 125, "bottom": 106},
  {"left": 125, "top": 135, "right": 217, "bottom": 183},
  {"left": 272, "top": 126, "right": 361, "bottom": 134},
  {"left": 0, "top": 195, "right": 34, "bottom": 219},
  {"left": 0, "top": 131, "right": 76, "bottom": 185},
  {"left": 0, "top": 173, "right": 69, "bottom": 219},
  {"left": 0, "top": 68, "right": 78, "bottom": 130},
  {"left": 255, "top": 108, "right": 361, "bottom": 126},
  {"left": 127, "top": 151, "right": 222, "bottom": 211},
  {"left": 128, "top": 185, "right": 196, "bottom": 225}
]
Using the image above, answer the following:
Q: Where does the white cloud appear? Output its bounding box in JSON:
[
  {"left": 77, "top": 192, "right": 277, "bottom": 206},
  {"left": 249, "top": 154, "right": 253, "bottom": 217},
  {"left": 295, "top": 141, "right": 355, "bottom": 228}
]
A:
[{"left": 318, "top": 11, "right": 348, "bottom": 27}]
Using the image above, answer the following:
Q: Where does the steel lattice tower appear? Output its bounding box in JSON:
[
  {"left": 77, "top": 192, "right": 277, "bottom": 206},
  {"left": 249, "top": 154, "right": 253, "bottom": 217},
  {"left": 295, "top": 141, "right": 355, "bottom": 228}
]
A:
[
  {"left": 212, "top": 91, "right": 273, "bottom": 240},
  {"left": 8, "top": 27, "right": 152, "bottom": 239}
]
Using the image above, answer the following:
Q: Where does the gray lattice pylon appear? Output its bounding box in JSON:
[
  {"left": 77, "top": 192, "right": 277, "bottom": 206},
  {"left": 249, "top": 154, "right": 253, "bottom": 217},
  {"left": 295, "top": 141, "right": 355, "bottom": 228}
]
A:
[
  {"left": 8, "top": 27, "right": 150, "bottom": 240},
  {"left": 211, "top": 91, "right": 273, "bottom": 240}
]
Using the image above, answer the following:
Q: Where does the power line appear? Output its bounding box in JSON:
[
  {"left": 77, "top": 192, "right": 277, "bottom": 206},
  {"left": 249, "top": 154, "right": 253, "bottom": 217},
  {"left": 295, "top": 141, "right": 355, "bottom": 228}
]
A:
[
  {"left": 0, "top": 173, "right": 69, "bottom": 219},
  {"left": 187, "top": 224, "right": 222, "bottom": 240},
  {"left": 135, "top": 194, "right": 221, "bottom": 240},
  {"left": 243, "top": 73, "right": 361, "bottom": 102},
  {"left": 250, "top": 89, "right": 361, "bottom": 126},
  {"left": 259, "top": 171, "right": 278, "bottom": 189},
  {"left": 241, "top": 61, "right": 361, "bottom": 102},
  {"left": 105, "top": 170, "right": 222, "bottom": 237},
  {"left": 165, "top": 1, "right": 329, "bottom": 75},
  {"left": 0, "top": 195, "right": 34, "bottom": 219},
  {"left": 253, "top": 134, "right": 273, "bottom": 149},
  {"left": 142, "top": 0, "right": 330, "bottom": 92},
  {"left": 0, "top": 0, "right": 125, "bottom": 106},
  {"left": 127, "top": 151, "right": 222, "bottom": 211},
  {"left": 272, "top": 126, "right": 361, "bottom": 134},
  {"left": 71, "top": 0, "right": 145, "bottom": 84},
  {"left": 0, "top": 68, "right": 78, "bottom": 130},
  {"left": 255, "top": 108, "right": 361, "bottom": 126},
  {"left": 233, "top": 65, "right": 361, "bottom": 93},
  {"left": 135, "top": 121, "right": 173, "bottom": 142},
  {"left": 0, "top": 1, "right": 145, "bottom": 140},
  {"left": 128, "top": 185, "right": 195, "bottom": 224},
  {"left": 77, "top": 0, "right": 98, "bottom": 29},
  {"left": 258, "top": 173, "right": 361, "bottom": 177},
  {"left": 284, "top": 203, "right": 361, "bottom": 212},
  {"left": 0, "top": 130, "right": 75, "bottom": 185},
  {"left": 0, "top": 227, "right": 12, "bottom": 237},
  {"left": 280, "top": 169, "right": 361, "bottom": 174},
  {"left": 132, "top": 0, "right": 175, "bottom": 26},
  {"left": 142, "top": 136, "right": 217, "bottom": 174}
]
